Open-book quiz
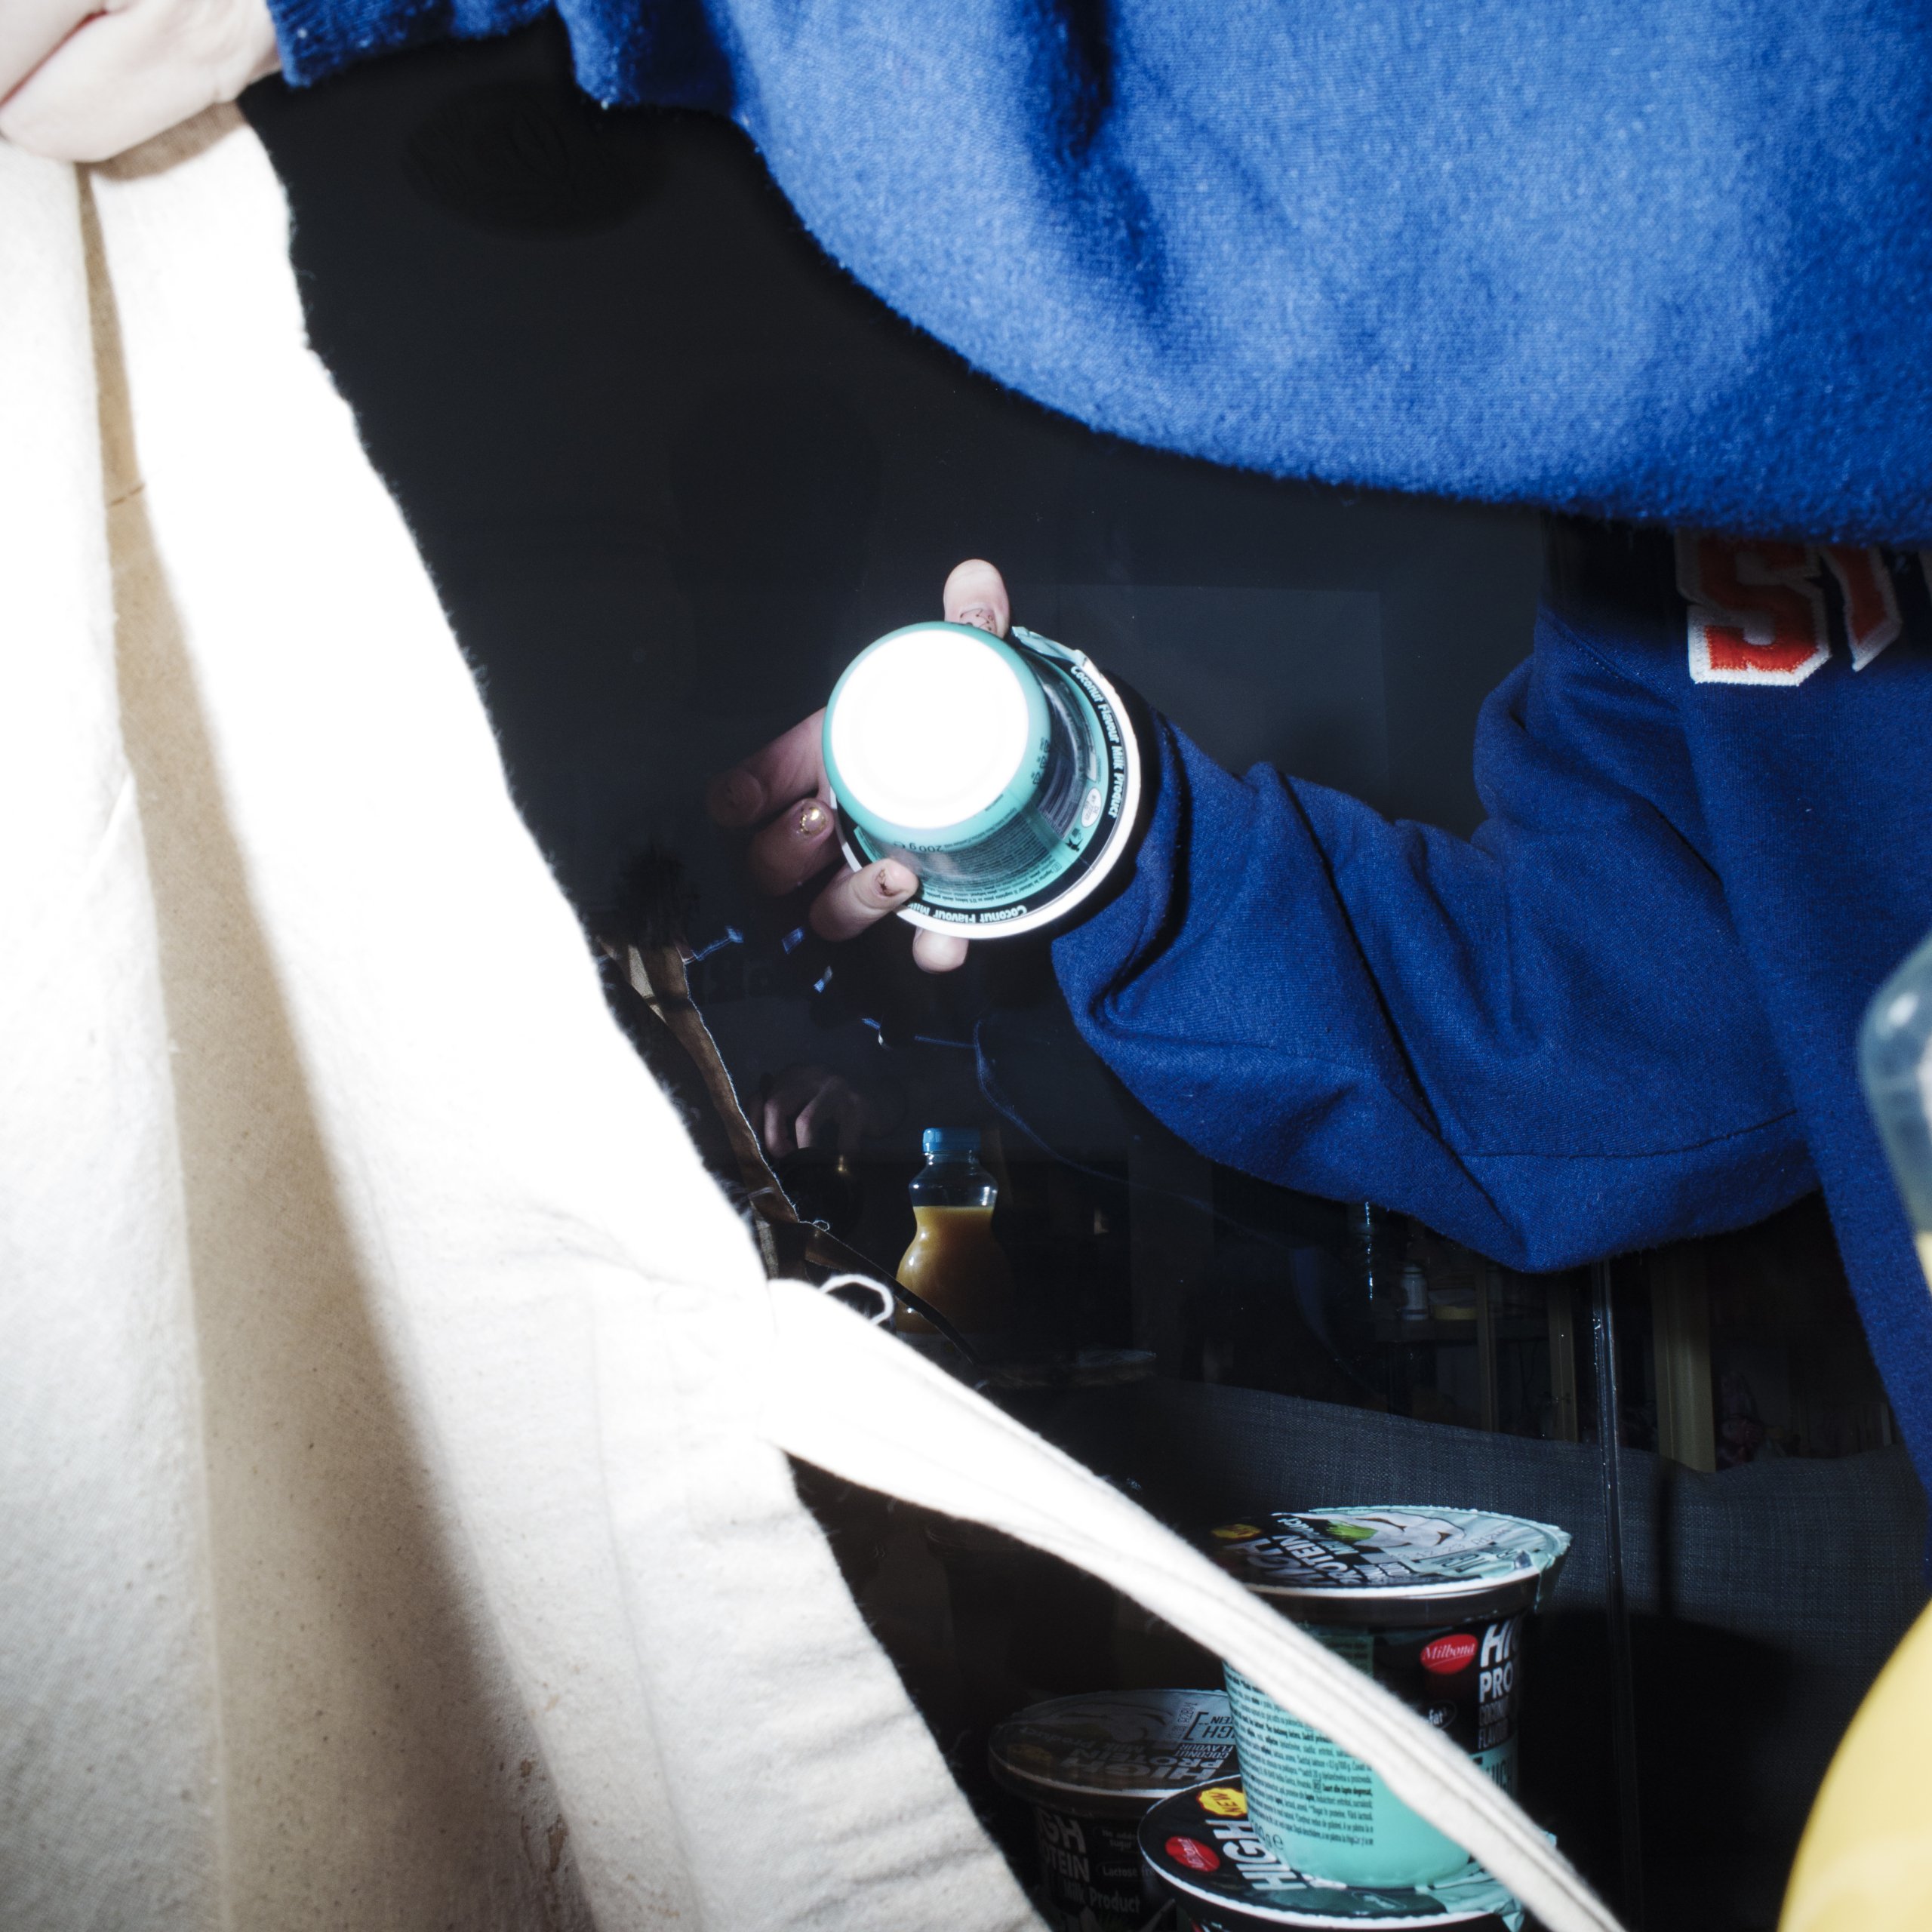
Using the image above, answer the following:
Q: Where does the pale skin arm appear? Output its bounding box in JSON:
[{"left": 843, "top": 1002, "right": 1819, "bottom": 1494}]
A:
[
  {"left": 0, "top": 0, "right": 280, "bottom": 164},
  {"left": 706, "top": 558, "right": 1013, "bottom": 976}
]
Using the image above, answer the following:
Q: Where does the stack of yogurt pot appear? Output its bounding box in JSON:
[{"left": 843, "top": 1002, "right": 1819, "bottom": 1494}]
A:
[
  {"left": 1143, "top": 1506, "right": 1571, "bottom": 1932},
  {"left": 989, "top": 1689, "right": 1239, "bottom": 1932}
]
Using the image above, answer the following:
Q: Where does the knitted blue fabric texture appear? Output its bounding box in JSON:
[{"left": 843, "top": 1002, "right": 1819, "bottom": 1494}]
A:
[{"left": 269, "top": 0, "right": 1932, "bottom": 542}]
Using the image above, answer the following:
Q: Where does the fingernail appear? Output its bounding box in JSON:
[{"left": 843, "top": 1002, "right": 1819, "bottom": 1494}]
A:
[
  {"left": 956, "top": 604, "right": 998, "bottom": 635},
  {"left": 876, "top": 860, "right": 916, "bottom": 898},
  {"left": 709, "top": 769, "right": 762, "bottom": 822},
  {"left": 795, "top": 801, "right": 830, "bottom": 838}
]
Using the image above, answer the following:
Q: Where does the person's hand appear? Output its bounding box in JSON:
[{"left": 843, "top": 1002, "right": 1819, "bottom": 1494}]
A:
[
  {"left": 706, "top": 558, "right": 1014, "bottom": 975},
  {"left": 759, "top": 1063, "right": 896, "bottom": 1157},
  {"left": 0, "top": 0, "right": 280, "bottom": 164}
]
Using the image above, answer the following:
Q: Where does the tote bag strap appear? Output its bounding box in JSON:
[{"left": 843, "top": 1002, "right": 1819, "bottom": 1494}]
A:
[{"left": 762, "top": 1278, "right": 1626, "bottom": 1932}]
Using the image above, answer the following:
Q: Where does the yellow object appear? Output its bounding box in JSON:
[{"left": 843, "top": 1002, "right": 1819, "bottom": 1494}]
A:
[
  {"left": 1198, "top": 1786, "right": 1249, "bottom": 1819},
  {"left": 895, "top": 1204, "right": 1014, "bottom": 1334},
  {"left": 1780, "top": 1600, "right": 1932, "bottom": 1932}
]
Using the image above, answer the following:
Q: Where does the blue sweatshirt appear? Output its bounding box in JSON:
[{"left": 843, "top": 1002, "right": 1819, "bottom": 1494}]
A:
[
  {"left": 269, "top": 0, "right": 1932, "bottom": 543},
  {"left": 1054, "top": 525, "right": 1932, "bottom": 1481},
  {"left": 267, "top": 2, "right": 1932, "bottom": 1481}
]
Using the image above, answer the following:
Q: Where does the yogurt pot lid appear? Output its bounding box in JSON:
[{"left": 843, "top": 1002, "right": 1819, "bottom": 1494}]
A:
[
  {"left": 988, "top": 1689, "right": 1238, "bottom": 1813},
  {"left": 1202, "top": 1508, "right": 1570, "bottom": 1612},
  {"left": 1140, "top": 1780, "right": 1524, "bottom": 1929}
]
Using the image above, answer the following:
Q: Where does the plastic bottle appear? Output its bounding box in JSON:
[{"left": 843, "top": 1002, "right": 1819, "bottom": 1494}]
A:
[
  {"left": 1860, "top": 924, "right": 1932, "bottom": 1290},
  {"left": 895, "top": 1128, "right": 1015, "bottom": 1337},
  {"left": 1783, "top": 931, "right": 1932, "bottom": 1932},
  {"left": 1399, "top": 1260, "right": 1431, "bottom": 1322}
]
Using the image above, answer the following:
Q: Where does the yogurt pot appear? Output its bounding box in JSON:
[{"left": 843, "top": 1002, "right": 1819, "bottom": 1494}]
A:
[
  {"left": 1201, "top": 1508, "right": 1569, "bottom": 1890},
  {"left": 822, "top": 620, "right": 1141, "bottom": 939},
  {"left": 1139, "top": 1777, "right": 1524, "bottom": 1931},
  {"left": 988, "top": 1688, "right": 1239, "bottom": 1932}
]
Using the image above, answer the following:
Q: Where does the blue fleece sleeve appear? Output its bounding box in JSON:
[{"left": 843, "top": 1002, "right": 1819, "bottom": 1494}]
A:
[
  {"left": 269, "top": 0, "right": 718, "bottom": 102},
  {"left": 270, "top": 0, "right": 532, "bottom": 83},
  {"left": 263, "top": 0, "right": 1932, "bottom": 544},
  {"left": 1051, "top": 620, "right": 1815, "bottom": 1269}
]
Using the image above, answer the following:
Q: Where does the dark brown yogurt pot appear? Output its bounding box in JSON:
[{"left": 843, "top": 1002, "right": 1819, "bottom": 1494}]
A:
[{"left": 989, "top": 1688, "right": 1238, "bottom": 1932}]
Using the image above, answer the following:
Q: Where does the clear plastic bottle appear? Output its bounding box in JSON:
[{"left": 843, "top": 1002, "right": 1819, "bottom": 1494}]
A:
[
  {"left": 895, "top": 1128, "right": 1016, "bottom": 1337},
  {"left": 1793, "top": 930, "right": 1932, "bottom": 1932},
  {"left": 1860, "top": 925, "right": 1932, "bottom": 1291}
]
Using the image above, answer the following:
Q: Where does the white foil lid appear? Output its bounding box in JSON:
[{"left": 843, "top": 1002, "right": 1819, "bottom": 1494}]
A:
[
  {"left": 1206, "top": 1507, "right": 1571, "bottom": 1603},
  {"left": 826, "top": 625, "right": 1031, "bottom": 829}
]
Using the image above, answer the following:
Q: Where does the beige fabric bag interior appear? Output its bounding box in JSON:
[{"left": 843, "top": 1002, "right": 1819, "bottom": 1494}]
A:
[{"left": 0, "top": 109, "right": 1625, "bottom": 1932}]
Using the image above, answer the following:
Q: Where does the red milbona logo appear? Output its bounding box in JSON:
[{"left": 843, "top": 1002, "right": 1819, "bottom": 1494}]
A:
[
  {"left": 1420, "top": 1633, "right": 1479, "bottom": 1675},
  {"left": 1165, "top": 1837, "right": 1221, "bottom": 1872}
]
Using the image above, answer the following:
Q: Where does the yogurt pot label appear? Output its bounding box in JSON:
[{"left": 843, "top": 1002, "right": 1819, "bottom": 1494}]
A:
[
  {"left": 989, "top": 1689, "right": 1238, "bottom": 1932},
  {"left": 1201, "top": 1509, "right": 1567, "bottom": 1890},
  {"left": 1222, "top": 1611, "right": 1523, "bottom": 1889},
  {"left": 1029, "top": 1804, "right": 1146, "bottom": 1932}
]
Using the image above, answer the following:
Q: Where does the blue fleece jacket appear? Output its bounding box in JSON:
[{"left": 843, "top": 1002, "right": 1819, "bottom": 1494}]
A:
[
  {"left": 270, "top": 0, "right": 1932, "bottom": 543},
  {"left": 1053, "top": 525, "right": 1932, "bottom": 1483},
  {"left": 267, "top": 2, "right": 1932, "bottom": 1480}
]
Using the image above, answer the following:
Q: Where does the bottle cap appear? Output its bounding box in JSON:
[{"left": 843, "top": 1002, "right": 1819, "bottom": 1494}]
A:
[{"left": 921, "top": 1127, "right": 981, "bottom": 1159}]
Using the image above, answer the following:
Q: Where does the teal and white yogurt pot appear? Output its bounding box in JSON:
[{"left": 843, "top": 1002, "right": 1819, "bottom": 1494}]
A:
[
  {"left": 1202, "top": 1508, "right": 1569, "bottom": 1890},
  {"left": 822, "top": 620, "right": 1141, "bottom": 937},
  {"left": 1139, "top": 1777, "right": 1525, "bottom": 1930}
]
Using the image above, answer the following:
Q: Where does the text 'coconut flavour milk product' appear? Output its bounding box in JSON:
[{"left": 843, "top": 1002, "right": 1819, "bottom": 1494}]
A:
[{"left": 1202, "top": 1507, "right": 1568, "bottom": 1889}]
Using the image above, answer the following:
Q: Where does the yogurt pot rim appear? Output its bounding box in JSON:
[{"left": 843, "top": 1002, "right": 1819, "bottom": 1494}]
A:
[
  {"left": 1201, "top": 1506, "right": 1569, "bottom": 1629},
  {"left": 823, "top": 621, "right": 1143, "bottom": 940},
  {"left": 1138, "top": 1777, "right": 1524, "bottom": 1930},
  {"left": 988, "top": 1687, "right": 1238, "bottom": 1818}
]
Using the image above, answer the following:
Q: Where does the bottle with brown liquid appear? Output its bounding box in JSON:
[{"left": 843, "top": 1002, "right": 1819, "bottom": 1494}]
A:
[{"left": 895, "top": 1128, "right": 1015, "bottom": 1337}]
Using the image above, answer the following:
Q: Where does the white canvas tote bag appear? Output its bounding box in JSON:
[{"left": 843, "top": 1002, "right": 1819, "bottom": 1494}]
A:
[{"left": 0, "top": 109, "right": 1622, "bottom": 1932}]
